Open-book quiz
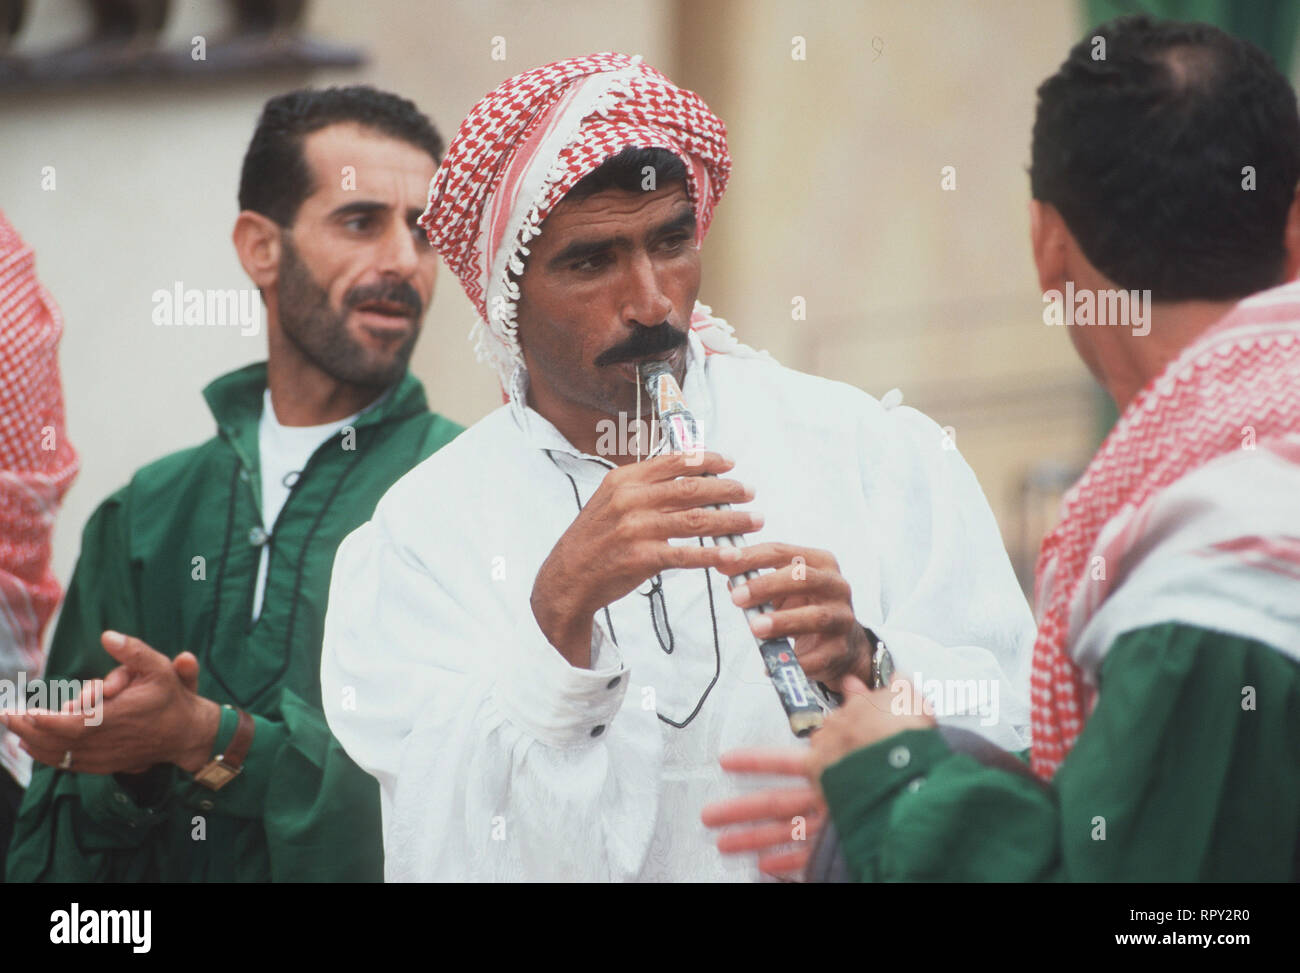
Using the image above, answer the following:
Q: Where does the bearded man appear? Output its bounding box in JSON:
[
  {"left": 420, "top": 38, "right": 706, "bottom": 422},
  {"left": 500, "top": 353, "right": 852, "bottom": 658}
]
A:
[
  {"left": 3, "top": 86, "right": 461, "bottom": 881},
  {"left": 321, "top": 54, "right": 1035, "bottom": 881}
]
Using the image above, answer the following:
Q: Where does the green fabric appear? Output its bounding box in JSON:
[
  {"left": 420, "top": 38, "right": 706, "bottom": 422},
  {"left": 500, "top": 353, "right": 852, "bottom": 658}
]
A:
[
  {"left": 821, "top": 622, "right": 1300, "bottom": 881},
  {"left": 5, "top": 363, "right": 461, "bottom": 882}
]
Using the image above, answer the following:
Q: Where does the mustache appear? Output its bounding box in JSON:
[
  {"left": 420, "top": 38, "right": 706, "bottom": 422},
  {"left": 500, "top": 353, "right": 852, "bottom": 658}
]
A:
[
  {"left": 594, "top": 323, "right": 687, "bottom": 366},
  {"left": 345, "top": 280, "right": 423, "bottom": 318}
]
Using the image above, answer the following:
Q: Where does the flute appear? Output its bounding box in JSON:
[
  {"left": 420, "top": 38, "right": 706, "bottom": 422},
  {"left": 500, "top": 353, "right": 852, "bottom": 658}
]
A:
[{"left": 639, "top": 360, "right": 827, "bottom": 737}]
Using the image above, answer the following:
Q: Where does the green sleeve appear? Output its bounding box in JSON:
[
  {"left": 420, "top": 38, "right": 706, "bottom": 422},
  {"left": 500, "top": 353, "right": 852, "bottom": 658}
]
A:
[
  {"left": 5, "top": 491, "right": 167, "bottom": 881},
  {"left": 36, "top": 490, "right": 140, "bottom": 683},
  {"left": 6, "top": 490, "right": 384, "bottom": 882},
  {"left": 821, "top": 622, "right": 1300, "bottom": 881},
  {"left": 170, "top": 691, "right": 383, "bottom": 882}
]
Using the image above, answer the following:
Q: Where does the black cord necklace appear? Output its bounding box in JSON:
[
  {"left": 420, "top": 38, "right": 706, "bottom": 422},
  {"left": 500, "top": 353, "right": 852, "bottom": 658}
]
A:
[{"left": 543, "top": 449, "right": 722, "bottom": 729}]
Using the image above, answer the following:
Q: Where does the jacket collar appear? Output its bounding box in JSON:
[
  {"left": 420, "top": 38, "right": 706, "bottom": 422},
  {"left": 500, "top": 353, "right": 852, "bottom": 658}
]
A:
[{"left": 202, "top": 361, "right": 429, "bottom": 468}]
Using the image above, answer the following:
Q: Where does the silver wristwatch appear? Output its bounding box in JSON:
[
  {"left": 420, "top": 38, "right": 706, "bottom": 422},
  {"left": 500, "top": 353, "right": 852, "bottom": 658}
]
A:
[{"left": 865, "top": 627, "right": 894, "bottom": 690}]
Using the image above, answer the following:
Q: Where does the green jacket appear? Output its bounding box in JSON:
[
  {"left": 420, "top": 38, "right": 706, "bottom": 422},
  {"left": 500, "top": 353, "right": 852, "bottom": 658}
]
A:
[
  {"left": 822, "top": 622, "right": 1300, "bottom": 881},
  {"left": 6, "top": 363, "right": 461, "bottom": 882}
]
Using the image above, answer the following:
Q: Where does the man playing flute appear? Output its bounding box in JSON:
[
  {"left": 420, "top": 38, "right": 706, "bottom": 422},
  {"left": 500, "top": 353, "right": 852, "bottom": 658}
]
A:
[{"left": 322, "top": 54, "right": 1034, "bottom": 881}]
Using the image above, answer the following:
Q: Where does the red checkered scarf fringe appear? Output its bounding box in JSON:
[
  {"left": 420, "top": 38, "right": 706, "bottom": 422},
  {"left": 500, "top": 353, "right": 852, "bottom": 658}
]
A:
[
  {"left": 419, "top": 53, "right": 731, "bottom": 388},
  {"left": 1030, "top": 284, "right": 1300, "bottom": 779}
]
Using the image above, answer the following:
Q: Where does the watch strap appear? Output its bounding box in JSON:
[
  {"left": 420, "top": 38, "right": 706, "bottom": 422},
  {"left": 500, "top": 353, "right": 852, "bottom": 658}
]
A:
[
  {"left": 222, "top": 708, "right": 255, "bottom": 770},
  {"left": 193, "top": 707, "right": 254, "bottom": 790}
]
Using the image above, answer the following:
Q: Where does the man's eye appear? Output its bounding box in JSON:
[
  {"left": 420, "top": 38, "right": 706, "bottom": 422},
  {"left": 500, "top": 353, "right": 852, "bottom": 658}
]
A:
[
  {"left": 411, "top": 224, "right": 431, "bottom": 247},
  {"left": 344, "top": 215, "right": 374, "bottom": 232},
  {"left": 572, "top": 254, "right": 610, "bottom": 272},
  {"left": 660, "top": 235, "right": 690, "bottom": 252}
]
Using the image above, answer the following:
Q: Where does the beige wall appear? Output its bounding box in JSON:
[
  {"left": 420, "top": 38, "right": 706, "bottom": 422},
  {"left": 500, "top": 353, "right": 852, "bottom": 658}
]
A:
[
  {"left": 675, "top": 0, "right": 1098, "bottom": 565},
  {"left": 5, "top": 0, "right": 1121, "bottom": 635},
  {"left": 3, "top": 0, "right": 676, "bottom": 605}
]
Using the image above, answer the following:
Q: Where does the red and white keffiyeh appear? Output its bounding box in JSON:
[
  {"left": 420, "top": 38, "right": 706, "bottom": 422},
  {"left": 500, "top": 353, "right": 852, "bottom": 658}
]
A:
[
  {"left": 1031, "top": 282, "right": 1300, "bottom": 779},
  {"left": 419, "top": 53, "right": 749, "bottom": 391},
  {"left": 0, "top": 211, "right": 79, "bottom": 785}
]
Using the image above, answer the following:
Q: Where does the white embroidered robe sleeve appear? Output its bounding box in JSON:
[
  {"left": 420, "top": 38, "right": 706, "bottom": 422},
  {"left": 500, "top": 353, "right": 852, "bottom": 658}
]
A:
[{"left": 322, "top": 489, "right": 664, "bottom": 882}]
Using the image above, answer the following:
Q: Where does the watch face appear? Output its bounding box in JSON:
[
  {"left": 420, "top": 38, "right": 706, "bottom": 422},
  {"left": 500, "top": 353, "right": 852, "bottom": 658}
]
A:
[
  {"left": 194, "top": 761, "right": 239, "bottom": 790},
  {"left": 873, "top": 645, "right": 895, "bottom": 690}
]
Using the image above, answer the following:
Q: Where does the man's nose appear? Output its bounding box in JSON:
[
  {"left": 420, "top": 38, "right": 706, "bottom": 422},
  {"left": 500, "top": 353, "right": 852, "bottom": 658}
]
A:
[
  {"left": 620, "top": 251, "right": 673, "bottom": 326},
  {"left": 377, "top": 218, "right": 421, "bottom": 279}
]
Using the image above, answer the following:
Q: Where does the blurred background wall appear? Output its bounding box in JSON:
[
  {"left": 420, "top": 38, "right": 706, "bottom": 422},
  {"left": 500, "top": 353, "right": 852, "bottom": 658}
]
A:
[{"left": 4, "top": 0, "right": 1294, "bottom": 631}]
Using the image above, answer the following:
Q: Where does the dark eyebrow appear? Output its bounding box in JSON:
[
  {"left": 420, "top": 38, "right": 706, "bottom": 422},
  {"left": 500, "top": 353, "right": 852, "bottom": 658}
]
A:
[
  {"left": 549, "top": 235, "right": 617, "bottom": 269},
  {"left": 653, "top": 208, "right": 697, "bottom": 240},
  {"left": 327, "top": 200, "right": 389, "bottom": 221},
  {"left": 547, "top": 207, "right": 698, "bottom": 269}
]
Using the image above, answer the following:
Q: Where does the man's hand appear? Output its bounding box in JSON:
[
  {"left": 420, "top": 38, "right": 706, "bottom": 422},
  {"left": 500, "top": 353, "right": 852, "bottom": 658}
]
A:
[
  {"left": 532, "top": 450, "right": 761, "bottom": 667},
  {"left": 700, "top": 748, "right": 825, "bottom": 878},
  {"left": 58, "top": 650, "right": 201, "bottom": 714},
  {"left": 702, "top": 676, "right": 934, "bottom": 876},
  {"left": 0, "top": 631, "right": 221, "bottom": 775},
  {"left": 806, "top": 674, "right": 935, "bottom": 798},
  {"left": 718, "top": 542, "right": 871, "bottom": 690}
]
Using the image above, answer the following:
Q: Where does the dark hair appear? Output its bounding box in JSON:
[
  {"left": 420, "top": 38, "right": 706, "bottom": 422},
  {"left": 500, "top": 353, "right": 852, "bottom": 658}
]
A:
[
  {"left": 238, "top": 85, "right": 444, "bottom": 226},
  {"left": 1030, "top": 15, "right": 1300, "bottom": 301},
  {"left": 566, "top": 146, "right": 689, "bottom": 200}
]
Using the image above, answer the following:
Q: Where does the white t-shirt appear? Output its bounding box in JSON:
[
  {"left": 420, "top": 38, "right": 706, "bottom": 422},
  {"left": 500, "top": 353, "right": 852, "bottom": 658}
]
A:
[{"left": 252, "top": 390, "right": 362, "bottom": 622}]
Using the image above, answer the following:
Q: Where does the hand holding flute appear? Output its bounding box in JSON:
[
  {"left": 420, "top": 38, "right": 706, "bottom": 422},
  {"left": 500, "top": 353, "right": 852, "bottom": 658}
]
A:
[
  {"left": 640, "top": 361, "right": 880, "bottom": 737},
  {"left": 530, "top": 359, "right": 877, "bottom": 738},
  {"left": 530, "top": 449, "right": 762, "bottom": 669}
]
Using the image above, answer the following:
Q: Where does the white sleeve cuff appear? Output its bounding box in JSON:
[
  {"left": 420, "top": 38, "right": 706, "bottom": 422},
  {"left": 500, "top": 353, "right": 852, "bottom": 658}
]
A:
[{"left": 493, "top": 610, "right": 630, "bottom": 748}]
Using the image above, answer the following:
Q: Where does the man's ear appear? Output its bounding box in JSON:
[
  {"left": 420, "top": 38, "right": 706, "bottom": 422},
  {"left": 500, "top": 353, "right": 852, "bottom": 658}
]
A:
[
  {"left": 1282, "top": 181, "right": 1300, "bottom": 283},
  {"left": 233, "top": 211, "right": 282, "bottom": 291},
  {"left": 1029, "top": 199, "right": 1069, "bottom": 296}
]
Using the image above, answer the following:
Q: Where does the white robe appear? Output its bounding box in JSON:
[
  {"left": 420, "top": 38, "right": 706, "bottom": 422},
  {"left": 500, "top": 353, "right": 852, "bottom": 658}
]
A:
[{"left": 321, "top": 331, "right": 1035, "bottom": 881}]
